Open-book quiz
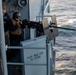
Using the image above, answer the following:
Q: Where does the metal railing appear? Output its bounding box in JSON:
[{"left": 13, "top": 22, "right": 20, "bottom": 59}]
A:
[{"left": 0, "top": 45, "right": 47, "bottom": 75}]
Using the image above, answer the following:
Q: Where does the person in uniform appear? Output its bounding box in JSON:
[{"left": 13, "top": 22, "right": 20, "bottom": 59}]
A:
[
  {"left": 0, "top": 3, "right": 10, "bottom": 75},
  {"left": 2, "top": 3, "right": 10, "bottom": 45},
  {"left": 8, "top": 11, "right": 25, "bottom": 75},
  {"left": 2, "top": 3, "right": 10, "bottom": 32}
]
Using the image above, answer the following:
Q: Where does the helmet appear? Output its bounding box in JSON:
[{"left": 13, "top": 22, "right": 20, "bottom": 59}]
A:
[{"left": 13, "top": 12, "right": 21, "bottom": 19}]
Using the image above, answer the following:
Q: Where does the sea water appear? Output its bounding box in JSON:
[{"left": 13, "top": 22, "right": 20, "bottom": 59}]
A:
[{"left": 50, "top": 0, "right": 76, "bottom": 75}]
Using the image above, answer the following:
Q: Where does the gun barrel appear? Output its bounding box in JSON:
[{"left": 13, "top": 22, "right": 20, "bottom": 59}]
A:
[
  {"left": 44, "top": 25, "right": 76, "bottom": 31},
  {"left": 50, "top": 25, "right": 76, "bottom": 31}
]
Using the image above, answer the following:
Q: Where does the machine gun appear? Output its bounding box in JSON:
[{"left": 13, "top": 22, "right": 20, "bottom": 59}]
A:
[{"left": 22, "top": 19, "right": 44, "bottom": 36}]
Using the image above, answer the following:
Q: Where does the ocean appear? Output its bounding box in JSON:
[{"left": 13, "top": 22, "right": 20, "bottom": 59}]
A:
[{"left": 50, "top": 0, "right": 76, "bottom": 75}]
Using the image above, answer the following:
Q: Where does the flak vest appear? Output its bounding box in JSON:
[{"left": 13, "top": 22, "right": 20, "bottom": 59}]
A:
[{"left": 10, "top": 20, "right": 22, "bottom": 35}]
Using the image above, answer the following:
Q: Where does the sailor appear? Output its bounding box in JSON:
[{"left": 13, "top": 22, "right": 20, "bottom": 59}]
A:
[
  {"left": 8, "top": 12, "right": 24, "bottom": 48},
  {"left": 7, "top": 12, "right": 25, "bottom": 75},
  {"left": 2, "top": 3, "right": 10, "bottom": 45},
  {"left": 2, "top": 3, "right": 10, "bottom": 32},
  {"left": 2, "top": 3, "right": 10, "bottom": 60},
  {"left": 0, "top": 3, "right": 10, "bottom": 75}
]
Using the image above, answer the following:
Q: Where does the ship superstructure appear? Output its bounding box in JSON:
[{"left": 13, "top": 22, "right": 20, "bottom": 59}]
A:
[{"left": 0, "top": 0, "right": 58, "bottom": 75}]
